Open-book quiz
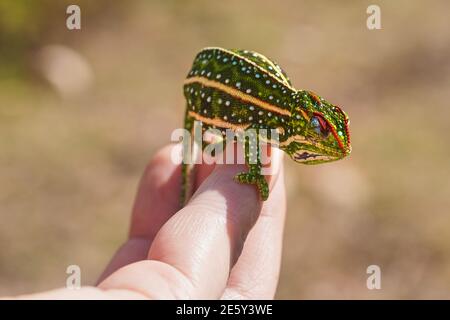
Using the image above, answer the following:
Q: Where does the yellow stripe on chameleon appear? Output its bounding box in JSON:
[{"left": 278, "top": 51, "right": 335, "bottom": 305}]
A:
[
  {"left": 188, "top": 111, "right": 251, "bottom": 131},
  {"left": 189, "top": 112, "right": 338, "bottom": 159},
  {"left": 278, "top": 135, "right": 343, "bottom": 156},
  {"left": 184, "top": 76, "right": 292, "bottom": 117}
]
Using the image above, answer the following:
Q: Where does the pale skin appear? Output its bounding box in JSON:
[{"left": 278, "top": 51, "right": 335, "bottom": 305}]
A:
[{"left": 7, "top": 143, "right": 286, "bottom": 299}]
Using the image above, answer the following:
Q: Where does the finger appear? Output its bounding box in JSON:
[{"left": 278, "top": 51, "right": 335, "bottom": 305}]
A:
[
  {"left": 129, "top": 144, "right": 183, "bottom": 239},
  {"left": 147, "top": 143, "right": 283, "bottom": 298},
  {"left": 99, "top": 145, "right": 282, "bottom": 299},
  {"left": 10, "top": 286, "right": 146, "bottom": 300},
  {"left": 130, "top": 143, "right": 219, "bottom": 238},
  {"left": 99, "top": 143, "right": 221, "bottom": 282},
  {"left": 99, "top": 144, "right": 183, "bottom": 282},
  {"left": 222, "top": 149, "right": 286, "bottom": 299}
]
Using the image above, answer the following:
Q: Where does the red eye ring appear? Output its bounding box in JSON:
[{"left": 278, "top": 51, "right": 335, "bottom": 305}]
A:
[
  {"left": 312, "top": 112, "right": 346, "bottom": 153},
  {"left": 316, "top": 115, "right": 328, "bottom": 131}
]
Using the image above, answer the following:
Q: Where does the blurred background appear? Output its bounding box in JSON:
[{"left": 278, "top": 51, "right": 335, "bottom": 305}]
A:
[{"left": 1, "top": 0, "right": 449, "bottom": 299}]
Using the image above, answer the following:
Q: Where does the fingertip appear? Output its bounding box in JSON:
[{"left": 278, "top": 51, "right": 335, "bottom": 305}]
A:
[{"left": 129, "top": 144, "right": 183, "bottom": 239}]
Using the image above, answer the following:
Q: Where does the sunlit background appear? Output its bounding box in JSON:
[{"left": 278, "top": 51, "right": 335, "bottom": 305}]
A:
[{"left": 1, "top": 0, "right": 449, "bottom": 298}]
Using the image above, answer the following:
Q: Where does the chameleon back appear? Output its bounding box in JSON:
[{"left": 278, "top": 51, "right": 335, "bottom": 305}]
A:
[{"left": 183, "top": 47, "right": 295, "bottom": 134}]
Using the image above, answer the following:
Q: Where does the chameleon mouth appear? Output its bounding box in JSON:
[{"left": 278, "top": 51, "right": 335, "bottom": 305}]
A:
[
  {"left": 292, "top": 150, "right": 338, "bottom": 163},
  {"left": 294, "top": 151, "right": 320, "bottom": 161}
]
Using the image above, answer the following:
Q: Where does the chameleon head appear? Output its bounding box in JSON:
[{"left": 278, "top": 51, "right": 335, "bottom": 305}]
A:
[{"left": 283, "top": 90, "right": 351, "bottom": 164}]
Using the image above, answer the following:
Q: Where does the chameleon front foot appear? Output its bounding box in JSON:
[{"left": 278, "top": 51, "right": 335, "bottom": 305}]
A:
[{"left": 234, "top": 172, "right": 269, "bottom": 201}]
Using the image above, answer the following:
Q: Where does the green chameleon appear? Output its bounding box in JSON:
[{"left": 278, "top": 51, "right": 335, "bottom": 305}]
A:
[{"left": 181, "top": 47, "right": 351, "bottom": 205}]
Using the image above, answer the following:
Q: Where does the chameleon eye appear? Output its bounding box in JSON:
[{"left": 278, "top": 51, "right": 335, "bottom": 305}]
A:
[
  {"left": 310, "top": 115, "right": 329, "bottom": 137},
  {"left": 310, "top": 117, "right": 320, "bottom": 132}
]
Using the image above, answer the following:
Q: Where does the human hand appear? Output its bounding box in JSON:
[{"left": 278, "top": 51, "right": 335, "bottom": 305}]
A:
[{"left": 12, "top": 143, "right": 286, "bottom": 299}]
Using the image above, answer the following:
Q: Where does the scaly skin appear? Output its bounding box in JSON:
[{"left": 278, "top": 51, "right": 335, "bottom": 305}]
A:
[{"left": 181, "top": 47, "right": 351, "bottom": 206}]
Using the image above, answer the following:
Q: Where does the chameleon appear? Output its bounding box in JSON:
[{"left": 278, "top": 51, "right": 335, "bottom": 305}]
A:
[{"left": 181, "top": 47, "right": 351, "bottom": 205}]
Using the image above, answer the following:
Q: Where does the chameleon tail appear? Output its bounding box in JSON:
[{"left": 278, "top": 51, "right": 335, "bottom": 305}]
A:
[{"left": 180, "top": 108, "right": 195, "bottom": 207}]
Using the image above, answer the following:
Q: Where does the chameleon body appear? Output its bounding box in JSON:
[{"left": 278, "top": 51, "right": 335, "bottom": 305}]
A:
[{"left": 181, "top": 47, "right": 351, "bottom": 205}]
